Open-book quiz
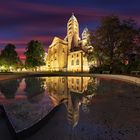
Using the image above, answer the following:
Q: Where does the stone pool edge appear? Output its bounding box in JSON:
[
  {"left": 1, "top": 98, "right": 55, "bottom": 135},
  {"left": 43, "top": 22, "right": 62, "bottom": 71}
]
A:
[
  {"left": 94, "top": 74, "right": 140, "bottom": 86},
  {"left": 0, "top": 73, "right": 139, "bottom": 86},
  {"left": 25, "top": 73, "right": 140, "bottom": 86},
  {"left": 2, "top": 104, "right": 60, "bottom": 140}
]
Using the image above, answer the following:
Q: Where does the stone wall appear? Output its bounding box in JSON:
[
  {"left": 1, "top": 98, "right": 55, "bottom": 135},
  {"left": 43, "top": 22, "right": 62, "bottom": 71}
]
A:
[{"left": 95, "top": 74, "right": 140, "bottom": 86}]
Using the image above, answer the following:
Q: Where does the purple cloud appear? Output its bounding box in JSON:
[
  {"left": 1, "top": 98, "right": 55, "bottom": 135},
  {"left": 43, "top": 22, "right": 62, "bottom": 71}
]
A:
[{"left": 0, "top": 0, "right": 139, "bottom": 60}]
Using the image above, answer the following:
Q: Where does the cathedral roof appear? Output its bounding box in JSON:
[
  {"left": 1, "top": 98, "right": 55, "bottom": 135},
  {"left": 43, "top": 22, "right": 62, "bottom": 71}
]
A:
[{"left": 49, "top": 37, "right": 67, "bottom": 48}]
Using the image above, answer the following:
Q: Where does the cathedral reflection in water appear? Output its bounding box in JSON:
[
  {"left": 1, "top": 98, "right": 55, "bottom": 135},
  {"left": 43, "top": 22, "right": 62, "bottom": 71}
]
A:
[
  {"left": 0, "top": 76, "right": 98, "bottom": 128},
  {"left": 45, "top": 76, "right": 98, "bottom": 127}
]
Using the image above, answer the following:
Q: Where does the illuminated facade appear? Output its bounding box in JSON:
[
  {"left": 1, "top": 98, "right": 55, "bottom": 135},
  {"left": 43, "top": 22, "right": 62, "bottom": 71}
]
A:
[{"left": 46, "top": 13, "right": 94, "bottom": 72}]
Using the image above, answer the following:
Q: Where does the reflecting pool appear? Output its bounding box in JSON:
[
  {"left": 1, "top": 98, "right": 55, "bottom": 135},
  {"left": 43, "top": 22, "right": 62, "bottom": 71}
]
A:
[{"left": 0, "top": 76, "right": 140, "bottom": 140}]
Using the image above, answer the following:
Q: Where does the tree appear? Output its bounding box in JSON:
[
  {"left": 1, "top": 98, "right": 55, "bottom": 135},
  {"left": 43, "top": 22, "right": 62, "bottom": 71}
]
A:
[
  {"left": 24, "top": 40, "right": 45, "bottom": 70},
  {"left": 91, "top": 16, "right": 120, "bottom": 67},
  {"left": 0, "top": 44, "right": 21, "bottom": 71},
  {"left": 117, "top": 19, "right": 138, "bottom": 63},
  {"left": 89, "top": 15, "right": 139, "bottom": 73}
]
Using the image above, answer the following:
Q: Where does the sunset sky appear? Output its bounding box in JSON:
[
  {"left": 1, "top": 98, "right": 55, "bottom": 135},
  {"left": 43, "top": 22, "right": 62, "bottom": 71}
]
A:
[{"left": 0, "top": 0, "right": 140, "bottom": 59}]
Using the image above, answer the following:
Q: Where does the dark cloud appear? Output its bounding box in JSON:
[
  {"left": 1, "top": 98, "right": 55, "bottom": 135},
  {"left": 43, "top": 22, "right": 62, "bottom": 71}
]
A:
[{"left": 0, "top": 0, "right": 140, "bottom": 59}]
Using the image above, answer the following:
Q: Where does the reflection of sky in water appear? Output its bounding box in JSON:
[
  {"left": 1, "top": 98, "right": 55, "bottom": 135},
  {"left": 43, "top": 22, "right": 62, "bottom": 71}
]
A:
[
  {"left": 0, "top": 77, "right": 97, "bottom": 104},
  {"left": 0, "top": 76, "right": 140, "bottom": 139},
  {"left": 0, "top": 76, "right": 97, "bottom": 131}
]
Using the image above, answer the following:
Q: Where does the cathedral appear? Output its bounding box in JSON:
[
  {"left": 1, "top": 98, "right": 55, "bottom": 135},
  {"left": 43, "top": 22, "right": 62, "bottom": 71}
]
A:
[{"left": 46, "top": 13, "right": 94, "bottom": 72}]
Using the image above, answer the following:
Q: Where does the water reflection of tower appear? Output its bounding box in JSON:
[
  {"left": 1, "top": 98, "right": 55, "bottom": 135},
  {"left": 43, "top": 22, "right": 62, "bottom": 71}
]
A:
[
  {"left": 65, "top": 77, "right": 90, "bottom": 127},
  {"left": 45, "top": 76, "right": 97, "bottom": 127},
  {"left": 66, "top": 91, "right": 82, "bottom": 127}
]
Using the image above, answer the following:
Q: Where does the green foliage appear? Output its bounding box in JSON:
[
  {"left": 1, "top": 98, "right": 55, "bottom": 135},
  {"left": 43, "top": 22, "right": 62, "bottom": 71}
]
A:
[
  {"left": 89, "top": 65, "right": 110, "bottom": 73},
  {"left": 89, "top": 15, "right": 140, "bottom": 73},
  {"left": 90, "top": 16, "right": 120, "bottom": 65},
  {"left": 24, "top": 40, "right": 45, "bottom": 69},
  {"left": 127, "top": 60, "right": 140, "bottom": 72},
  {"left": 0, "top": 44, "right": 21, "bottom": 70}
]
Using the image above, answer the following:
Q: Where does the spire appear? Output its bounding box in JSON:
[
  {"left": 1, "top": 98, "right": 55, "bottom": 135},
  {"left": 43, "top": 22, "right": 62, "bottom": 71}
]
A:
[
  {"left": 83, "top": 25, "right": 88, "bottom": 30},
  {"left": 70, "top": 12, "right": 77, "bottom": 21},
  {"left": 82, "top": 26, "right": 89, "bottom": 39},
  {"left": 67, "top": 13, "right": 79, "bottom": 50}
]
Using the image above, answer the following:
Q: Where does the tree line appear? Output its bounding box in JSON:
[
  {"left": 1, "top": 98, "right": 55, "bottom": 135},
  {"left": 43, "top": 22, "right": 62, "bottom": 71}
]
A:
[
  {"left": 88, "top": 15, "right": 140, "bottom": 73},
  {"left": 0, "top": 40, "right": 46, "bottom": 71}
]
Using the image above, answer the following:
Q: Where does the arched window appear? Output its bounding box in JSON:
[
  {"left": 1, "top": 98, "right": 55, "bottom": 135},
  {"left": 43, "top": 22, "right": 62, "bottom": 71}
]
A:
[
  {"left": 76, "top": 59, "right": 79, "bottom": 65},
  {"left": 71, "top": 60, "right": 74, "bottom": 65},
  {"left": 72, "top": 78, "right": 74, "bottom": 83},
  {"left": 62, "top": 48, "right": 65, "bottom": 53},
  {"left": 76, "top": 79, "right": 79, "bottom": 84}
]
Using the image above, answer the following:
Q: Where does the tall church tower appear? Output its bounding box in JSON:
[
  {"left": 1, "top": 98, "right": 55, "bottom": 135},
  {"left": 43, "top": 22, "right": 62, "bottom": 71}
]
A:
[{"left": 67, "top": 13, "right": 80, "bottom": 51}]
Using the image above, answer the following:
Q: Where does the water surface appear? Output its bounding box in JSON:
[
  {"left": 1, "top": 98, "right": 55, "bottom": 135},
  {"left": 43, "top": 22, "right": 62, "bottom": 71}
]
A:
[{"left": 0, "top": 76, "right": 140, "bottom": 140}]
